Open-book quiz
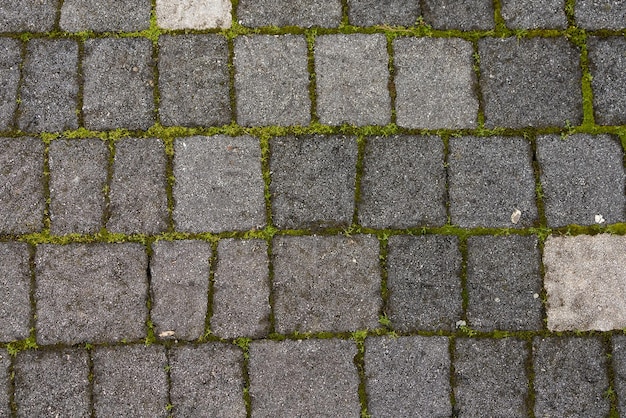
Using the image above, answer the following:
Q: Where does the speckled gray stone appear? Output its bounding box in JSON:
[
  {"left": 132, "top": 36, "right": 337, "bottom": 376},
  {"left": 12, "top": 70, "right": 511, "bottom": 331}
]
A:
[
  {"left": 60, "top": 0, "right": 151, "bottom": 31},
  {"left": 0, "top": 349, "right": 9, "bottom": 417},
  {"left": 576, "top": 0, "right": 626, "bottom": 29},
  {"left": 0, "top": 0, "right": 58, "bottom": 32},
  {"left": 501, "top": 0, "right": 567, "bottom": 29},
  {"left": 0, "top": 38, "right": 21, "bottom": 130},
  {"left": 347, "top": 0, "right": 420, "bottom": 26},
  {"left": 237, "top": 0, "right": 342, "bottom": 27},
  {"left": 156, "top": 0, "right": 232, "bottom": 29},
  {"left": 588, "top": 36, "right": 626, "bottom": 126},
  {"left": 613, "top": 335, "right": 626, "bottom": 416},
  {"left": 422, "top": 0, "right": 494, "bottom": 30},
  {"left": 0, "top": 242, "right": 31, "bottom": 342}
]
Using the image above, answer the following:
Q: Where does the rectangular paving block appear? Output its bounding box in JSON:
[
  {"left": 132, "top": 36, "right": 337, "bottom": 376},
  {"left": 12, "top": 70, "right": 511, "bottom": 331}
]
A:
[
  {"left": 500, "top": 0, "right": 567, "bottom": 29},
  {"left": 588, "top": 36, "right": 626, "bottom": 126},
  {"left": 576, "top": 0, "right": 626, "bottom": 29},
  {"left": 0, "top": 0, "right": 58, "bottom": 32},
  {"left": 422, "top": 0, "right": 494, "bottom": 30},
  {"left": 0, "top": 38, "right": 21, "bottom": 130},
  {"left": 347, "top": 0, "right": 420, "bottom": 26},
  {"left": 237, "top": 0, "right": 342, "bottom": 27},
  {"left": 613, "top": 335, "right": 626, "bottom": 417},
  {"left": 156, "top": 0, "right": 231, "bottom": 29},
  {"left": 0, "top": 349, "right": 9, "bottom": 418},
  {"left": 60, "top": 0, "right": 151, "bottom": 31},
  {"left": 0, "top": 242, "right": 31, "bottom": 342}
]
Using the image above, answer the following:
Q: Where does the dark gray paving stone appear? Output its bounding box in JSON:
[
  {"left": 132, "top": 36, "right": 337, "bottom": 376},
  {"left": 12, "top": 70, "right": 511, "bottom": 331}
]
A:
[
  {"left": 316, "top": 34, "right": 391, "bottom": 126},
  {"left": 272, "top": 235, "right": 381, "bottom": 333},
  {"left": 0, "top": 242, "right": 31, "bottom": 342},
  {"left": 211, "top": 239, "right": 270, "bottom": 339},
  {"left": 422, "top": 0, "right": 494, "bottom": 30},
  {"left": 479, "top": 37, "right": 582, "bottom": 128},
  {"left": 150, "top": 240, "right": 211, "bottom": 341},
  {"left": 613, "top": 335, "right": 626, "bottom": 416},
  {"left": 0, "top": 349, "right": 9, "bottom": 418},
  {"left": 501, "top": 0, "right": 567, "bottom": 29},
  {"left": 83, "top": 38, "right": 154, "bottom": 131},
  {"left": 365, "top": 336, "right": 451, "bottom": 417},
  {"left": 270, "top": 135, "right": 357, "bottom": 229},
  {"left": 0, "top": 0, "right": 58, "bottom": 32},
  {"left": 35, "top": 243, "right": 148, "bottom": 345},
  {"left": 588, "top": 36, "right": 626, "bottom": 126},
  {"left": 576, "top": 0, "right": 626, "bottom": 30},
  {"left": 237, "top": 0, "right": 342, "bottom": 27},
  {"left": 93, "top": 345, "right": 168, "bottom": 418},
  {"left": 448, "top": 136, "right": 538, "bottom": 228},
  {"left": 0, "top": 137, "right": 44, "bottom": 234},
  {"left": 169, "top": 343, "right": 246, "bottom": 417},
  {"left": 533, "top": 337, "right": 610, "bottom": 417},
  {"left": 158, "top": 34, "right": 230, "bottom": 127},
  {"left": 173, "top": 135, "right": 265, "bottom": 233},
  {"left": 0, "top": 38, "right": 21, "bottom": 130},
  {"left": 347, "top": 0, "right": 420, "bottom": 26},
  {"left": 14, "top": 349, "right": 90, "bottom": 418},
  {"left": 107, "top": 138, "right": 169, "bottom": 234},
  {"left": 60, "top": 0, "right": 151, "bottom": 31},
  {"left": 536, "top": 134, "right": 625, "bottom": 227},
  {"left": 454, "top": 338, "right": 529, "bottom": 417},
  {"left": 49, "top": 139, "right": 107, "bottom": 235},
  {"left": 387, "top": 235, "right": 462, "bottom": 332},
  {"left": 249, "top": 339, "right": 360, "bottom": 416},
  {"left": 234, "top": 35, "right": 310, "bottom": 127}
]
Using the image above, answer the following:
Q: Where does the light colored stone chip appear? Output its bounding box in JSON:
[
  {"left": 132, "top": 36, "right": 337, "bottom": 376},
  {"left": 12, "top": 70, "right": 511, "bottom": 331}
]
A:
[
  {"left": 511, "top": 208, "right": 522, "bottom": 224},
  {"left": 156, "top": 0, "right": 232, "bottom": 29}
]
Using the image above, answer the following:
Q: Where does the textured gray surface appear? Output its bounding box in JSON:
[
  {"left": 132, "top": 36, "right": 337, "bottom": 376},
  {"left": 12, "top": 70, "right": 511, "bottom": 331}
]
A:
[
  {"left": 613, "top": 335, "right": 626, "bottom": 417},
  {"left": 588, "top": 36, "right": 626, "bottom": 126},
  {"left": 156, "top": 0, "right": 232, "bottom": 29},
  {"left": 0, "top": 0, "right": 57, "bottom": 32},
  {"left": 237, "top": 0, "right": 342, "bottom": 27},
  {"left": 0, "top": 38, "right": 20, "bottom": 130},
  {"left": 501, "top": 0, "right": 567, "bottom": 28},
  {"left": 60, "top": 0, "right": 151, "bottom": 31},
  {"left": 576, "top": 0, "right": 626, "bottom": 29},
  {"left": 347, "top": 0, "right": 420, "bottom": 26},
  {"left": 422, "top": 0, "right": 494, "bottom": 30},
  {"left": 0, "top": 350, "right": 9, "bottom": 417},
  {"left": 0, "top": 242, "right": 31, "bottom": 342}
]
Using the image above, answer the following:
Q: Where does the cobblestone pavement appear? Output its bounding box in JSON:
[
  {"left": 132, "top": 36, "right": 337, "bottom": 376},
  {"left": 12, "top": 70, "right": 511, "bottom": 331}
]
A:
[{"left": 0, "top": 0, "right": 625, "bottom": 416}]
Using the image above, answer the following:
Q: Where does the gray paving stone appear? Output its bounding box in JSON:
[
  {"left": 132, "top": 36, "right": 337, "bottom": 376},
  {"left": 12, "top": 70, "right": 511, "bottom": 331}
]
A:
[
  {"left": 386, "top": 235, "right": 462, "bottom": 332},
  {"left": 272, "top": 235, "right": 381, "bottom": 333},
  {"left": 613, "top": 335, "right": 626, "bottom": 416},
  {"left": 588, "top": 36, "right": 626, "bottom": 126},
  {"left": 14, "top": 349, "right": 90, "bottom": 418},
  {"left": 0, "top": 137, "right": 44, "bottom": 234},
  {"left": 576, "top": 0, "right": 626, "bottom": 29},
  {"left": 0, "top": 0, "right": 58, "bottom": 32},
  {"left": 211, "top": 239, "right": 270, "bottom": 339},
  {"left": 394, "top": 37, "right": 478, "bottom": 129},
  {"left": 315, "top": 34, "right": 391, "bottom": 126},
  {"left": 270, "top": 135, "right": 357, "bottom": 229},
  {"left": 49, "top": 139, "right": 107, "bottom": 235},
  {"left": 533, "top": 337, "right": 610, "bottom": 417},
  {"left": 454, "top": 338, "right": 529, "bottom": 417},
  {"left": 237, "top": 0, "right": 342, "bottom": 27},
  {"left": 365, "top": 336, "right": 451, "bottom": 417},
  {"left": 157, "top": 0, "right": 232, "bottom": 29},
  {"left": 35, "top": 243, "right": 148, "bottom": 345},
  {"left": 150, "top": 240, "right": 211, "bottom": 341},
  {"left": 235, "top": 35, "right": 310, "bottom": 127},
  {"left": 83, "top": 38, "right": 154, "bottom": 131},
  {"left": 536, "top": 134, "right": 625, "bottom": 227},
  {"left": 249, "top": 339, "right": 360, "bottom": 416},
  {"left": 158, "top": 35, "right": 230, "bottom": 127},
  {"left": 501, "top": 0, "right": 568, "bottom": 29},
  {"left": 93, "top": 345, "right": 168, "bottom": 418},
  {"left": 169, "top": 343, "right": 246, "bottom": 417},
  {"left": 60, "top": 0, "right": 151, "bottom": 32},
  {"left": 422, "top": 0, "right": 495, "bottom": 30},
  {"left": 479, "top": 37, "right": 582, "bottom": 128},
  {"left": 0, "top": 242, "right": 31, "bottom": 342},
  {"left": 0, "top": 349, "right": 9, "bottom": 418},
  {"left": 0, "top": 38, "right": 21, "bottom": 130},
  {"left": 347, "top": 0, "right": 420, "bottom": 26},
  {"left": 173, "top": 135, "right": 265, "bottom": 233},
  {"left": 107, "top": 138, "right": 169, "bottom": 234},
  {"left": 448, "top": 136, "right": 538, "bottom": 228}
]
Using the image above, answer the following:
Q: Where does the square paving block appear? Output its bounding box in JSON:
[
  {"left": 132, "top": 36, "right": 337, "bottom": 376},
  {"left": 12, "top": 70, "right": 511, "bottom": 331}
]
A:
[
  {"left": 576, "top": 0, "right": 626, "bottom": 29},
  {"left": 0, "top": 350, "right": 9, "bottom": 417},
  {"left": 588, "top": 36, "right": 626, "bottom": 126},
  {"left": 60, "top": 0, "right": 151, "bottom": 31},
  {"left": 500, "top": 0, "right": 567, "bottom": 29},
  {"left": 0, "top": 38, "right": 21, "bottom": 130},
  {"left": 0, "top": 0, "right": 57, "bottom": 32},
  {"left": 347, "top": 0, "right": 420, "bottom": 26},
  {"left": 237, "top": 0, "right": 342, "bottom": 27},
  {"left": 157, "top": 0, "right": 231, "bottom": 29},
  {"left": 0, "top": 242, "right": 31, "bottom": 342},
  {"left": 422, "top": 0, "right": 494, "bottom": 30},
  {"left": 613, "top": 335, "right": 626, "bottom": 416}
]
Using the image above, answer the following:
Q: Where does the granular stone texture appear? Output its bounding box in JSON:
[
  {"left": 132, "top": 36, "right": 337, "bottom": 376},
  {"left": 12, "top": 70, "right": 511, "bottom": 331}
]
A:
[
  {"left": 365, "top": 336, "right": 451, "bottom": 417},
  {"left": 158, "top": 35, "right": 230, "bottom": 127},
  {"left": 237, "top": 0, "right": 342, "bottom": 27},
  {"left": 613, "top": 335, "right": 626, "bottom": 416},
  {"left": 587, "top": 36, "right": 626, "bottom": 126},
  {"left": 0, "top": 242, "right": 31, "bottom": 342},
  {"left": 0, "top": 350, "right": 9, "bottom": 417},
  {"left": 315, "top": 34, "right": 391, "bottom": 126},
  {"left": 169, "top": 343, "right": 246, "bottom": 417},
  {"left": 386, "top": 235, "right": 462, "bottom": 332},
  {"left": 347, "top": 0, "right": 420, "bottom": 26},
  {"left": 543, "top": 234, "right": 626, "bottom": 331},
  {"left": 0, "top": 38, "right": 21, "bottom": 130},
  {"left": 422, "top": 0, "right": 494, "bottom": 30},
  {"left": 35, "top": 243, "right": 148, "bottom": 345},
  {"left": 173, "top": 135, "right": 265, "bottom": 233},
  {"left": 234, "top": 35, "right": 310, "bottom": 127},
  {"left": 536, "top": 134, "right": 625, "bottom": 227},
  {"left": 533, "top": 337, "right": 610, "bottom": 417},
  {"left": 479, "top": 37, "right": 582, "bottom": 128},
  {"left": 156, "top": 0, "right": 232, "bottom": 29},
  {"left": 270, "top": 135, "right": 357, "bottom": 229},
  {"left": 0, "top": 0, "right": 58, "bottom": 32},
  {"left": 211, "top": 239, "right": 270, "bottom": 339},
  {"left": 500, "top": 0, "right": 567, "bottom": 29},
  {"left": 272, "top": 235, "right": 381, "bottom": 333},
  {"left": 448, "top": 136, "right": 538, "bottom": 228},
  {"left": 394, "top": 37, "right": 478, "bottom": 129},
  {"left": 249, "top": 339, "right": 360, "bottom": 416},
  {"left": 60, "top": 0, "right": 151, "bottom": 31},
  {"left": 576, "top": 0, "right": 626, "bottom": 29},
  {"left": 150, "top": 240, "right": 212, "bottom": 341}
]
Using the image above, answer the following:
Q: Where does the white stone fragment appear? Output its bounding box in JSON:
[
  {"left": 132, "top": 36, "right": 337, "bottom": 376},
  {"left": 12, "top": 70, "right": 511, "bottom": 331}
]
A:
[
  {"left": 511, "top": 208, "right": 522, "bottom": 224},
  {"left": 595, "top": 214, "right": 605, "bottom": 224},
  {"left": 156, "top": 0, "right": 232, "bottom": 29}
]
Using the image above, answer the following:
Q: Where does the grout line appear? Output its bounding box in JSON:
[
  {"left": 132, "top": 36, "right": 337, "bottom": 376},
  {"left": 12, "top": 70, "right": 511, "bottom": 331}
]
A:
[
  {"left": 377, "top": 236, "right": 390, "bottom": 328},
  {"left": 203, "top": 240, "right": 219, "bottom": 339},
  {"left": 8, "top": 355, "right": 17, "bottom": 418},
  {"left": 26, "top": 245, "right": 38, "bottom": 346},
  {"left": 144, "top": 242, "right": 157, "bottom": 345},
  {"left": 11, "top": 38, "right": 26, "bottom": 132},
  {"left": 351, "top": 135, "right": 367, "bottom": 227},
  {"left": 306, "top": 30, "right": 318, "bottom": 124},
  {"left": 100, "top": 138, "right": 115, "bottom": 230},
  {"left": 76, "top": 39, "right": 85, "bottom": 128},
  {"left": 86, "top": 346, "right": 96, "bottom": 418},
  {"left": 54, "top": 0, "right": 64, "bottom": 32},
  {"left": 353, "top": 337, "right": 370, "bottom": 417},
  {"left": 340, "top": 0, "right": 349, "bottom": 27},
  {"left": 471, "top": 40, "right": 486, "bottom": 129},
  {"left": 386, "top": 34, "right": 397, "bottom": 126},
  {"left": 266, "top": 237, "right": 276, "bottom": 335},
  {"left": 604, "top": 333, "right": 620, "bottom": 416},
  {"left": 525, "top": 338, "right": 537, "bottom": 418},
  {"left": 227, "top": 37, "right": 237, "bottom": 125},
  {"left": 448, "top": 336, "right": 458, "bottom": 415},
  {"left": 164, "top": 348, "right": 174, "bottom": 416},
  {"left": 441, "top": 133, "right": 452, "bottom": 225},
  {"left": 458, "top": 236, "right": 470, "bottom": 327}
]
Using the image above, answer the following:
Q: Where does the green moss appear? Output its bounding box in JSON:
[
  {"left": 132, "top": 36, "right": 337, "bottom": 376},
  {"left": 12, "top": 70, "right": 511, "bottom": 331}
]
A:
[{"left": 6, "top": 336, "right": 38, "bottom": 357}]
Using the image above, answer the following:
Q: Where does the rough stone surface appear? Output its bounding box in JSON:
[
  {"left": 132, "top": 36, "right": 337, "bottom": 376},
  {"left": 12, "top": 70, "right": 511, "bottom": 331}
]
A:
[
  {"left": 422, "top": 0, "right": 495, "bottom": 30},
  {"left": 501, "top": 0, "right": 567, "bottom": 29},
  {"left": 0, "top": 38, "right": 21, "bottom": 130},
  {"left": 365, "top": 336, "right": 451, "bottom": 417},
  {"left": 157, "top": 0, "right": 232, "bottom": 29},
  {"left": 347, "top": 0, "right": 420, "bottom": 26},
  {"left": 272, "top": 235, "right": 381, "bottom": 333},
  {"left": 0, "top": 0, "right": 57, "bottom": 32},
  {"left": 576, "top": 0, "right": 626, "bottom": 29},
  {"left": 60, "top": 0, "right": 151, "bottom": 31},
  {"left": 0, "top": 242, "right": 31, "bottom": 342},
  {"left": 237, "top": 0, "right": 342, "bottom": 27},
  {"left": 0, "top": 349, "right": 9, "bottom": 417},
  {"left": 588, "top": 36, "right": 626, "bottom": 126},
  {"left": 613, "top": 335, "right": 626, "bottom": 417},
  {"left": 543, "top": 234, "right": 626, "bottom": 331}
]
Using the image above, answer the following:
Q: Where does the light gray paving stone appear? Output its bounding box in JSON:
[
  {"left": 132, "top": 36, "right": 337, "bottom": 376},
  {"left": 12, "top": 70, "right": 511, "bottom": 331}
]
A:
[
  {"left": 347, "top": 0, "right": 420, "bottom": 26},
  {"left": 0, "top": 349, "right": 9, "bottom": 417},
  {"left": 60, "top": 0, "right": 151, "bottom": 31},
  {"left": 157, "top": 0, "right": 231, "bottom": 29},
  {"left": 588, "top": 36, "right": 626, "bottom": 126},
  {"left": 0, "top": 242, "right": 31, "bottom": 342},
  {"left": 613, "top": 335, "right": 626, "bottom": 416},
  {"left": 0, "top": 0, "right": 58, "bottom": 32},
  {"left": 237, "top": 0, "right": 342, "bottom": 27},
  {"left": 0, "top": 38, "right": 21, "bottom": 130},
  {"left": 272, "top": 235, "right": 381, "bottom": 333},
  {"left": 365, "top": 336, "right": 451, "bottom": 417},
  {"left": 576, "top": 0, "right": 626, "bottom": 29},
  {"left": 501, "top": 0, "right": 568, "bottom": 29},
  {"left": 422, "top": 0, "right": 494, "bottom": 30}
]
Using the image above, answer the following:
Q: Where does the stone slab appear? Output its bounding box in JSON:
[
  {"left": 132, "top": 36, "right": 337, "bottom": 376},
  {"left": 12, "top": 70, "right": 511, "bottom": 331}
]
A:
[
  {"left": 0, "top": 242, "right": 31, "bottom": 342},
  {"left": 0, "top": 349, "right": 9, "bottom": 417},
  {"left": 60, "top": 0, "right": 151, "bottom": 32},
  {"left": 237, "top": 0, "right": 342, "bottom": 28},
  {"left": 0, "top": 0, "right": 58, "bottom": 32},
  {"left": 500, "top": 0, "right": 567, "bottom": 29},
  {"left": 588, "top": 36, "right": 626, "bottom": 126},
  {"left": 0, "top": 38, "right": 21, "bottom": 130},
  {"left": 156, "top": 0, "right": 232, "bottom": 29},
  {"left": 347, "top": 0, "right": 420, "bottom": 26},
  {"left": 575, "top": 0, "right": 626, "bottom": 29},
  {"left": 422, "top": 0, "right": 494, "bottom": 30},
  {"left": 613, "top": 335, "right": 626, "bottom": 417}
]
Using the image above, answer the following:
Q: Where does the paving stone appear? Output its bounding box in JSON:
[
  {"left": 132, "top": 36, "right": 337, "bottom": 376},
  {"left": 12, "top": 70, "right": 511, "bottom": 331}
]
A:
[
  {"left": 394, "top": 37, "right": 478, "bottom": 129},
  {"left": 60, "top": 0, "right": 151, "bottom": 31},
  {"left": 49, "top": 139, "right": 107, "bottom": 235},
  {"left": 365, "top": 336, "right": 451, "bottom": 417},
  {"left": 479, "top": 37, "right": 582, "bottom": 128},
  {"left": 150, "top": 240, "right": 211, "bottom": 341},
  {"left": 270, "top": 135, "right": 357, "bottom": 229},
  {"left": 422, "top": 0, "right": 494, "bottom": 30},
  {"left": 0, "top": 38, "right": 21, "bottom": 130},
  {"left": 386, "top": 235, "right": 462, "bottom": 332},
  {"left": 576, "top": 0, "right": 626, "bottom": 29},
  {"left": 0, "top": 0, "right": 58, "bottom": 32},
  {"left": 158, "top": 35, "right": 230, "bottom": 127},
  {"left": 249, "top": 339, "right": 360, "bottom": 416},
  {"left": 14, "top": 349, "right": 90, "bottom": 418},
  {"left": 83, "top": 38, "right": 154, "bottom": 131},
  {"left": 169, "top": 343, "right": 246, "bottom": 417},
  {"left": 157, "top": 0, "right": 232, "bottom": 29},
  {"left": 35, "top": 243, "right": 148, "bottom": 345},
  {"left": 0, "top": 242, "right": 31, "bottom": 342},
  {"left": 347, "top": 0, "right": 420, "bottom": 26},
  {"left": 234, "top": 35, "right": 310, "bottom": 127},
  {"left": 237, "top": 0, "right": 342, "bottom": 27},
  {"left": 613, "top": 335, "right": 626, "bottom": 416},
  {"left": 536, "top": 134, "right": 625, "bottom": 227},
  {"left": 448, "top": 136, "right": 538, "bottom": 228},
  {"left": 173, "top": 135, "right": 265, "bottom": 233},
  {"left": 315, "top": 34, "right": 391, "bottom": 126},
  {"left": 588, "top": 36, "right": 626, "bottom": 126},
  {"left": 0, "top": 137, "right": 44, "bottom": 234},
  {"left": 533, "top": 337, "right": 610, "bottom": 417},
  {"left": 211, "top": 239, "right": 270, "bottom": 339},
  {"left": 501, "top": 0, "right": 568, "bottom": 29},
  {"left": 272, "top": 235, "right": 381, "bottom": 333},
  {"left": 0, "top": 349, "right": 9, "bottom": 418},
  {"left": 107, "top": 138, "right": 169, "bottom": 234},
  {"left": 454, "top": 338, "right": 529, "bottom": 417},
  {"left": 543, "top": 234, "right": 626, "bottom": 331},
  {"left": 93, "top": 345, "right": 168, "bottom": 417}
]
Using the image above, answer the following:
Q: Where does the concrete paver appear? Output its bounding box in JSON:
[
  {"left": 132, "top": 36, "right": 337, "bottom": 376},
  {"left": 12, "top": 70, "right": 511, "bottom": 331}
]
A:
[
  {"left": 0, "top": 350, "right": 9, "bottom": 417},
  {"left": 587, "top": 36, "right": 626, "bottom": 126},
  {"left": 501, "top": 0, "right": 568, "bottom": 29},
  {"left": 60, "top": 0, "right": 151, "bottom": 32},
  {"left": 0, "top": 242, "right": 31, "bottom": 342},
  {"left": 347, "top": 0, "right": 420, "bottom": 26},
  {"left": 575, "top": 0, "right": 626, "bottom": 29},
  {"left": 613, "top": 335, "right": 626, "bottom": 416},
  {"left": 0, "top": 38, "right": 20, "bottom": 130},
  {"left": 422, "top": 0, "right": 495, "bottom": 30},
  {"left": 237, "top": 0, "right": 342, "bottom": 28},
  {"left": 0, "top": 0, "right": 58, "bottom": 32}
]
